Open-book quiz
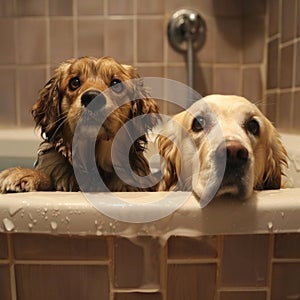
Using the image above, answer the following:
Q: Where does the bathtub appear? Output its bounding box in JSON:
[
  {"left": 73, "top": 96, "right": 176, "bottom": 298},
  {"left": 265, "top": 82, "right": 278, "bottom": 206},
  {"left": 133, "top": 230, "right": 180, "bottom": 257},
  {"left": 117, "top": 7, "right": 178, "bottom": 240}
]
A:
[{"left": 0, "top": 129, "right": 300, "bottom": 300}]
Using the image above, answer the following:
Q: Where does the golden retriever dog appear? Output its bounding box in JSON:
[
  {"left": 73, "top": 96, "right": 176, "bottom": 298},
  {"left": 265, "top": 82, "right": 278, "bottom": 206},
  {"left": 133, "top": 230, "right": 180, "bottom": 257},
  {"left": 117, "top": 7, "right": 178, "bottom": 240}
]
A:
[
  {"left": 158, "top": 95, "right": 287, "bottom": 206},
  {"left": 0, "top": 56, "right": 159, "bottom": 192}
]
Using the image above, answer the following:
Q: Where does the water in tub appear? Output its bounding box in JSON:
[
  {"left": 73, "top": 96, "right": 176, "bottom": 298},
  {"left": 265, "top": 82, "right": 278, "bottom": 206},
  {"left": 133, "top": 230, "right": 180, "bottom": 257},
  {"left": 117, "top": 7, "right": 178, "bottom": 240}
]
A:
[
  {"left": 0, "top": 129, "right": 40, "bottom": 170},
  {"left": 280, "top": 133, "right": 300, "bottom": 188},
  {"left": 1, "top": 128, "right": 299, "bottom": 188}
]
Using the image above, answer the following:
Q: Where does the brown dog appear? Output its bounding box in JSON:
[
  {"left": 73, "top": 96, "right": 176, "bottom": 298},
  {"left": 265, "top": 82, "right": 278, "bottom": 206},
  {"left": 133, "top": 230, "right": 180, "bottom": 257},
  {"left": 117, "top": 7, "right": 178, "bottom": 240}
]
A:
[{"left": 0, "top": 56, "right": 159, "bottom": 192}]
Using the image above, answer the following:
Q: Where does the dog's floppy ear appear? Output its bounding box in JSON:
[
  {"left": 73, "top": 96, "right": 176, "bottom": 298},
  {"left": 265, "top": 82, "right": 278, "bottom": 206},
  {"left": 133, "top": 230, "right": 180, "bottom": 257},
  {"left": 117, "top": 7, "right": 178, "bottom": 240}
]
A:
[
  {"left": 122, "top": 64, "right": 159, "bottom": 130},
  {"left": 260, "top": 123, "right": 288, "bottom": 189},
  {"left": 157, "top": 127, "right": 181, "bottom": 191},
  {"left": 32, "top": 61, "right": 72, "bottom": 141}
]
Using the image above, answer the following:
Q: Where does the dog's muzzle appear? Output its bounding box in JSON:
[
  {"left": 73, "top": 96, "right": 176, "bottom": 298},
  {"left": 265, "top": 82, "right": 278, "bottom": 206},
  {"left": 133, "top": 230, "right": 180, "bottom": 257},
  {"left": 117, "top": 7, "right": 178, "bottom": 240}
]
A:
[{"left": 215, "top": 140, "right": 249, "bottom": 191}]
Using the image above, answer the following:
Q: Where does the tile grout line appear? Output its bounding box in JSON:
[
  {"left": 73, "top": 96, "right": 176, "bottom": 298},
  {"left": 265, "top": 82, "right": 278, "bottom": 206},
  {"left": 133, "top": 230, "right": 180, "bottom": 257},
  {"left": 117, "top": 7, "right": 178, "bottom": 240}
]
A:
[
  {"left": 266, "top": 233, "right": 275, "bottom": 300},
  {"left": 7, "top": 234, "right": 17, "bottom": 300},
  {"left": 160, "top": 239, "right": 168, "bottom": 300},
  {"left": 73, "top": 0, "right": 78, "bottom": 58},
  {"left": 215, "top": 235, "right": 224, "bottom": 300},
  {"left": 108, "top": 236, "right": 115, "bottom": 300}
]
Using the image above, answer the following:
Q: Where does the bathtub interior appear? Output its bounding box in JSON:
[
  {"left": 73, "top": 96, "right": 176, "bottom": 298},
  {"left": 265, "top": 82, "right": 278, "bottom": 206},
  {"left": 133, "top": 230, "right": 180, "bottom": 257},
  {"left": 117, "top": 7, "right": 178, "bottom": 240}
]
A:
[
  {"left": 0, "top": 128, "right": 40, "bottom": 170},
  {"left": 1, "top": 128, "right": 300, "bottom": 187},
  {"left": 0, "top": 129, "right": 300, "bottom": 300}
]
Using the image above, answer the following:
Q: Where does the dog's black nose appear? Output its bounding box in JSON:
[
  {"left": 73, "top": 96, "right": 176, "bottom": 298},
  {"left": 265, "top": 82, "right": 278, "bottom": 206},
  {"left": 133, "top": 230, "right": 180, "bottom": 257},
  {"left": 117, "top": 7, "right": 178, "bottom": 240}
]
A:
[
  {"left": 216, "top": 140, "right": 249, "bottom": 165},
  {"left": 81, "top": 90, "right": 106, "bottom": 107}
]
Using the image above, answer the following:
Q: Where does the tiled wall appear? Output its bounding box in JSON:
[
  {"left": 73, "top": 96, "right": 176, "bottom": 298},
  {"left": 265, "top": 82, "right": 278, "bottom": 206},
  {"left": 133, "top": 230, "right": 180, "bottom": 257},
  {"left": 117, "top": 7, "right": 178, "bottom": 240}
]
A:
[
  {"left": 265, "top": 0, "right": 300, "bottom": 132},
  {"left": 1, "top": 233, "right": 300, "bottom": 300},
  {"left": 0, "top": 0, "right": 266, "bottom": 125}
]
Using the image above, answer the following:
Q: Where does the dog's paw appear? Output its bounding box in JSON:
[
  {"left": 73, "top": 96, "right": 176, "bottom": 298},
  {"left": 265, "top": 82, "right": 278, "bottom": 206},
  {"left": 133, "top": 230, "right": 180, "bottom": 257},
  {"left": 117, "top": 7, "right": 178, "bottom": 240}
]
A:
[{"left": 0, "top": 167, "right": 52, "bottom": 193}]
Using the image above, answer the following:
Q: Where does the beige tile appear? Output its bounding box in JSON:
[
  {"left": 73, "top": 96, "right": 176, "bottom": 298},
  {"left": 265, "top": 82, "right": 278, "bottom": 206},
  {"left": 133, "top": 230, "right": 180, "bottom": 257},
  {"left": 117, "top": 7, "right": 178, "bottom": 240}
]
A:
[
  {"left": 267, "top": 39, "right": 279, "bottom": 89},
  {"left": 167, "top": 42, "right": 185, "bottom": 64},
  {"left": 16, "top": 19, "right": 47, "bottom": 65},
  {"left": 50, "top": 19, "right": 74, "bottom": 64},
  {"left": 293, "top": 91, "right": 300, "bottom": 131},
  {"left": 195, "top": 65, "right": 213, "bottom": 96},
  {"left": 104, "top": 20, "right": 134, "bottom": 64},
  {"left": 242, "top": 67, "right": 262, "bottom": 102},
  {"left": 17, "top": 67, "right": 47, "bottom": 126},
  {"left": 165, "top": 0, "right": 214, "bottom": 17},
  {"left": 243, "top": 16, "right": 265, "bottom": 63},
  {"left": 77, "top": 0, "right": 104, "bottom": 16},
  {"left": 297, "top": 0, "right": 300, "bottom": 37},
  {"left": 137, "top": 18, "right": 164, "bottom": 63},
  {"left": 265, "top": 92, "right": 278, "bottom": 125},
  {"left": 166, "top": 66, "right": 186, "bottom": 85},
  {"left": 195, "top": 17, "right": 215, "bottom": 64},
  {"left": 220, "top": 291, "right": 266, "bottom": 300},
  {"left": 279, "top": 44, "right": 294, "bottom": 89},
  {"left": 210, "top": 0, "right": 242, "bottom": 17},
  {"left": 0, "top": 19, "right": 15, "bottom": 64},
  {"left": 136, "top": 66, "right": 164, "bottom": 78},
  {"left": 215, "top": 18, "right": 242, "bottom": 63},
  {"left": 0, "top": 265, "right": 11, "bottom": 300},
  {"left": 295, "top": 40, "right": 300, "bottom": 87},
  {"left": 271, "top": 263, "right": 300, "bottom": 299},
  {"left": 13, "top": 234, "right": 108, "bottom": 260},
  {"left": 137, "top": 0, "right": 164, "bottom": 14},
  {"left": 49, "top": 0, "right": 73, "bottom": 16},
  {"left": 114, "top": 293, "right": 162, "bottom": 300},
  {"left": 167, "top": 264, "right": 216, "bottom": 300},
  {"left": 108, "top": 0, "right": 134, "bottom": 15},
  {"left": 0, "top": 0, "right": 14, "bottom": 17},
  {"left": 0, "top": 234, "right": 8, "bottom": 258},
  {"left": 77, "top": 19, "right": 104, "bottom": 58},
  {"left": 281, "top": 0, "right": 296, "bottom": 43},
  {"left": 242, "top": 0, "right": 266, "bottom": 16},
  {"left": 277, "top": 91, "right": 293, "bottom": 130},
  {"left": 16, "top": 0, "right": 46, "bottom": 16},
  {"left": 114, "top": 237, "right": 160, "bottom": 288},
  {"left": 213, "top": 67, "right": 241, "bottom": 95},
  {"left": 221, "top": 235, "right": 269, "bottom": 287},
  {"left": 165, "top": 66, "right": 188, "bottom": 114},
  {"left": 15, "top": 264, "right": 109, "bottom": 300},
  {"left": 268, "top": 0, "right": 279, "bottom": 37},
  {"left": 168, "top": 236, "right": 217, "bottom": 259},
  {"left": 0, "top": 68, "right": 17, "bottom": 125},
  {"left": 274, "top": 233, "right": 300, "bottom": 258}
]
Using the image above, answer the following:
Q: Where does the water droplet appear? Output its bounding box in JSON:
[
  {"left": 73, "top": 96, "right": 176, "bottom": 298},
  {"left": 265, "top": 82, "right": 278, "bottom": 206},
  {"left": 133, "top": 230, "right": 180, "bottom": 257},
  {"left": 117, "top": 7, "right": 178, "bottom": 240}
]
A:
[
  {"left": 50, "top": 221, "right": 58, "bottom": 231},
  {"left": 281, "top": 212, "right": 285, "bottom": 218},
  {"left": 267, "top": 222, "right": 273, "bottom": 230},
  {"left": 28, "top": 223, "right": 33, "bottom": 229},
  {"left": 9, "top": 205, "right": 23, "bottom": 217},
  {"left": 2, "top": 218, "right": 15, "bottom": 232},
  {"left": 28, "top": 212, "right": 34, "bottom": 221},
  {"left": 96, "top": 229, "right": 102, "bottom": 236}
]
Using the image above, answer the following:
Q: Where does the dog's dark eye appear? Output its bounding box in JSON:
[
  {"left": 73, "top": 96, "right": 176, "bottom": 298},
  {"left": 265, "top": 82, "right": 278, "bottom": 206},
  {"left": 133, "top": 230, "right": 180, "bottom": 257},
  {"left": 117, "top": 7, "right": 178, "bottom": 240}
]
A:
[
  {"left": 69, "top": 77, "right": 81, "bottom": 90},
  {"left": 192, "top": 116, "right": 206, "bottom": 132},
  {"left": 110, "top": 79, "right": 124, "bottom": 93},
  {"left": 245, "top": 119, "right": 260, "bottom": 136}
]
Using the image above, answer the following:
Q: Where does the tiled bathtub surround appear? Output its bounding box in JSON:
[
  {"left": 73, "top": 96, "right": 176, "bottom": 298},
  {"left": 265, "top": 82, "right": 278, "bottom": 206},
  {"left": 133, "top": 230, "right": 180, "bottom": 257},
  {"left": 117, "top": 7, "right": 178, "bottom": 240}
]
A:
[
  {"left": 265, "top": 0, "right": 300, "bottom": 132},
  {"left": 1, "top": 232, "right": 300, "bottom": 300},
  {"left": 0, "top": 0, "right": 267, "bottom": 123}
]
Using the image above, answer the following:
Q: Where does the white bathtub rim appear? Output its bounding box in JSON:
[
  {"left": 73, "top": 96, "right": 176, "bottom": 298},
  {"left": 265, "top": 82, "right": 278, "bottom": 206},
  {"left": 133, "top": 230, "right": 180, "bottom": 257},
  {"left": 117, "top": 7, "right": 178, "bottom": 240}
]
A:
[{"left": 0, "top": 189, "right": 300, "bottom": 238}]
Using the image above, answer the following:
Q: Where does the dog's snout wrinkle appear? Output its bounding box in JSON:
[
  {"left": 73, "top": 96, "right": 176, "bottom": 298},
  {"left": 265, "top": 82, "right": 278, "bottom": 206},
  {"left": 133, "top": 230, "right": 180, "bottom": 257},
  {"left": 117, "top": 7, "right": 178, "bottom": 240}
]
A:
[{"left": 81, "top": 90, "right": 106, "bottom": 108}]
